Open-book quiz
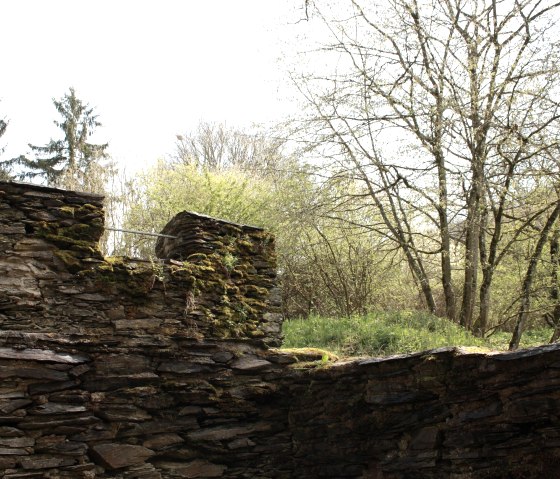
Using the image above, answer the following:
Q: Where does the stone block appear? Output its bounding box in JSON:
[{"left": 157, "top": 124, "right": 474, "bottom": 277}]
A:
[{"left": 91, "top": 443, "right": 155, "bottom": 469}]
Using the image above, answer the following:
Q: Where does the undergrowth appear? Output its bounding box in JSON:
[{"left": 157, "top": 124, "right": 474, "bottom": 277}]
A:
[{"left": 281, "top": 311, "right": 554, "bottom": 357}]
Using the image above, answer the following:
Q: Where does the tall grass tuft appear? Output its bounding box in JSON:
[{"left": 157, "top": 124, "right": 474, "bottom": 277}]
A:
[{"left": 281, "top": 311, "right": 552, "bottom": 357}]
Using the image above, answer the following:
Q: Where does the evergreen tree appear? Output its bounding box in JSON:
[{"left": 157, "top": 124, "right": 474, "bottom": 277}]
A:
[
  {"left": 6, "top": 88, "right": 108, "bottom": 186},
  {"left": 0, "top": 117, "right": 12, "bottom": 181},
  {"left": 0, "top": 118, "right": 6, "bottom": 146}
]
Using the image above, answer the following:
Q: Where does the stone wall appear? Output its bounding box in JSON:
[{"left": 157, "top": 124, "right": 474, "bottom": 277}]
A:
[{"left": 1, "top": 180, "right": 560, "bottom": 479}]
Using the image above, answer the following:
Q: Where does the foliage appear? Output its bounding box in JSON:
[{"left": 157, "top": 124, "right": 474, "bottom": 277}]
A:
[
  {"left": 111, "top": 122, "right": 308, "bottom": 256},
  {"left": 118, "top": 161, "right": 284, "bottom": 257},
  {"left": 280, "top": 210, "right": 419, "bottom": 319},
  {"left": 3, "top": 87, "right": 108, "bottom": 188},
  {"left": 486, "top": 328, "right": 553, "bottom": 351},
  {"left": 0, "top": 116, "right": 11, "bottom": 180},
  {"left": 282, "top": 312, "right": 552, "bottom": 358},
  {"left": 117, "top": 139, "right": 418, "bottom": 320}
]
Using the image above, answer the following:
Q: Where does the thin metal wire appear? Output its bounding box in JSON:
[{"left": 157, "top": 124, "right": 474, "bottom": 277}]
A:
[{"left": 105, "top": 227, "right": 178, "bottom": 239}]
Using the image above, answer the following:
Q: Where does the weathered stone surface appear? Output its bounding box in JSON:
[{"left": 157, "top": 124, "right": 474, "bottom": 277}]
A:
[
  {"left": 0, "top": 427, "right": 24, "bottom": 437},
  {"left": 0, "top": 447, "right": 29, "bottom": 455},
  {"left": 27, "top": 380, "right": 78, "bottom": 395},
  {"left": 227, "top": 437, "right": 255, "bottom": 449},
  {"left": 188, "top": 424, "right": 266, "bottom": 442},
  {"left": 211, "top": 351, "right": 234, "bottom": 363},
  {"left": 0, "top": 349, "right": 89, "bottom": 364},
  {"left": 91, "top": 443, "right": 155, "bottom": 469},
  {"left": 17, "top": 414, "right": 100, "bottom": 430},
  {"left": 114, "top": 319, "right": 162, "bottom": 331},
  {"left": 97, "top": 405, "right": 152, "bottom": 422},
  {"left": 230, "top": 356, "right": 272, "bottom": 371},
  {"left": 156, "top": 460, "right": 226, "bottom": 478},
  {"left": 0, "top": 367, "right": 69, "bottom": 381},
  {"left": 157, "top": 361, "right": 211, "bottom": 374},
  {"left": 142, "top": 434, "right": 183, "bottom": 450},
  {"left": 21, "top": 456, "right": 70, "bottom": 469},
  {"left": 2, "top": 181, "right": 560, "bottom": 479},
  {"left": 30, "top": 403, "right": 87, "bottom": 415},
  {"left": 0, "top": 399, "right": 32, "bottom": 414},
  {"left": 0, "top": 225, "right": 26, "bottom": 234}
]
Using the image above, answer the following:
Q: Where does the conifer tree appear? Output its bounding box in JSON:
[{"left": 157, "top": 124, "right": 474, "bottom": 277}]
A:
[
  {"left": 5, "top": 88, "right": 108, "bottom": 186},
  {"left": 0, "top": 118, "right": 12, "bottom": 181}
]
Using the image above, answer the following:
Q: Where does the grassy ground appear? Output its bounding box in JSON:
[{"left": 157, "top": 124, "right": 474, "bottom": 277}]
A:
[{"left": 281, "top": 311, "right": 553, "bottom": 357}]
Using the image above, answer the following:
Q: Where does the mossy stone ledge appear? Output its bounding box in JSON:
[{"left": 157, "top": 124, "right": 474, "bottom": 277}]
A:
[{"left": 154, "top": 210, "right": 282, "bottom": 345}]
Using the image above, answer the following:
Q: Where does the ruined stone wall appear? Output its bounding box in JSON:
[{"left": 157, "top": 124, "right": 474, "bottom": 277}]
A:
[
  {"left": 1, "top": 180, "right": 560, "bottom": 479},
  {"left": 0, "top": 182, "right": 282, "bottom": 345},
  {"left": 283, "top": 345, "right": 560, "bottom": 478}
]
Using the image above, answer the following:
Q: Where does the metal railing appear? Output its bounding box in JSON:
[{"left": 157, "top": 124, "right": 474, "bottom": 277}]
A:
[{"left": 105, "top": 227, "right": 178, "bottom": 239}]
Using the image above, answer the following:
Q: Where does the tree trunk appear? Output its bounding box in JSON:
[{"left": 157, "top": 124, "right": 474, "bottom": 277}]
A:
[
  {"left": 477, "top": 276, "right": 492, "bottom": 336},
  {"left": 402, "top": 242, "right": 437, "bottom": 314},
  {"left": 510, "top": 201, "right": 560, "bottom": 350},
  {"left": 353, "top": 160, "right": 437, "bottom": 314},
  {"left": 476, "top": 207, "right": 491, "bottom": 336},
  {"left": 435, "top": 150, "right": 456, "bottom": 320},
  {"left": 460, "top": 186, "right": 482, "bottom": 330},
  {"left": 476, "top": 161, "right": 516, "bottom": 337},
  {"left": 460, "top": 47, "right": 484, "bottom": 330},
  {"left": 547, "top": 230, "right": 560, "bottom": 343}
]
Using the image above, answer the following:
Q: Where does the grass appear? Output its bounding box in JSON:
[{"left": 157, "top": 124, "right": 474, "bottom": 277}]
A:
[
  {"left": 281, "top": 311, "right": 554, "bottom": 358},
  {"left": 485, "top": 328, "right": 553, "bottom": 350}
]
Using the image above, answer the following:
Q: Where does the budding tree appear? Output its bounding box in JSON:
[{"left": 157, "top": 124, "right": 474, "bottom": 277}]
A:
[{"left": 293, "top": 0, "right": 560, "bottom": 332}]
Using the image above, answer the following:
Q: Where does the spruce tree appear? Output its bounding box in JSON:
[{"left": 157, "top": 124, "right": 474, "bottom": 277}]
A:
[
  {"left": 6, "top": 88, "right": 108, "bottom": 186},
  {"left": 0, "top": 118, "right": 12, "bottom": 181}
]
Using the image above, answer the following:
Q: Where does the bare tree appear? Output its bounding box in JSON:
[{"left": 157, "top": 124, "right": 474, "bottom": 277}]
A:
[
  {"left": 544, "top": 228, "right": 560, "bottom": 342},
  {"left": 509, "top": 197, "right": 560, "bottom": 349},
  {"left": 174, "top": 121, "right": 291, "bottom": 177},
  {"left": 293, "top": 0, "right": 560, "bottom": 330}
]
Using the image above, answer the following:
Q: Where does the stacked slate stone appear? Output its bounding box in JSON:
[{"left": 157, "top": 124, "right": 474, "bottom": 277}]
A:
[
  {"left": 284, "top": 344, "right": 560, "bottom": 479},
  {"left": 156, "top": 211, "right": 283, "bottom": 347},
  {"left": 0, "top": 181, "right": 293, "bottom": 478},
  {"left": 0, "top": 336, "right": 296, "bottom": 479},
  {"left": 0, "top": 180, "right": 104, "bottom": 258},
  {"left": 0, "top": 181, "right": 282, "bottom": 347},
  {"left": 0, "top": 180, "right": 105, "bottom": 332},
  {"left": 2, "top": 181, "right": 560, "bottom": 479}
]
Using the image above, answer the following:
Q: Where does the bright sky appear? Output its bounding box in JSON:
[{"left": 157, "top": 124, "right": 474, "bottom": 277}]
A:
[{"left": 0, "top": 0, "right": 303, "bottom": 171}]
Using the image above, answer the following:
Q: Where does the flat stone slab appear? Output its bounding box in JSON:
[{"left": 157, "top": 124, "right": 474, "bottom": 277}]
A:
[
  {"left": 157, "top": 459, "right": 226, "bottom": 478},
  {"left": 0, "top": 348, "right": 88, "bottom": 364},
  {"left": 231, "top": 356, "right": 272, "bottom": 371},
  {"left": 91, "top": 443, "right": 155, "bottom": 469}
]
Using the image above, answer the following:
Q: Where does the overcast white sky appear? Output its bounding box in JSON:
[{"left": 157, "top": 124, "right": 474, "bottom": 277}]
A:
[{"left": 0, "top": 0, "right": 303, "bottom": 171}]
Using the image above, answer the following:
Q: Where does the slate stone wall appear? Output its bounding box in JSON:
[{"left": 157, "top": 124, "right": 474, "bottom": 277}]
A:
[{"left": 1, "top": 180, "right": 560, "bottom": 479}]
